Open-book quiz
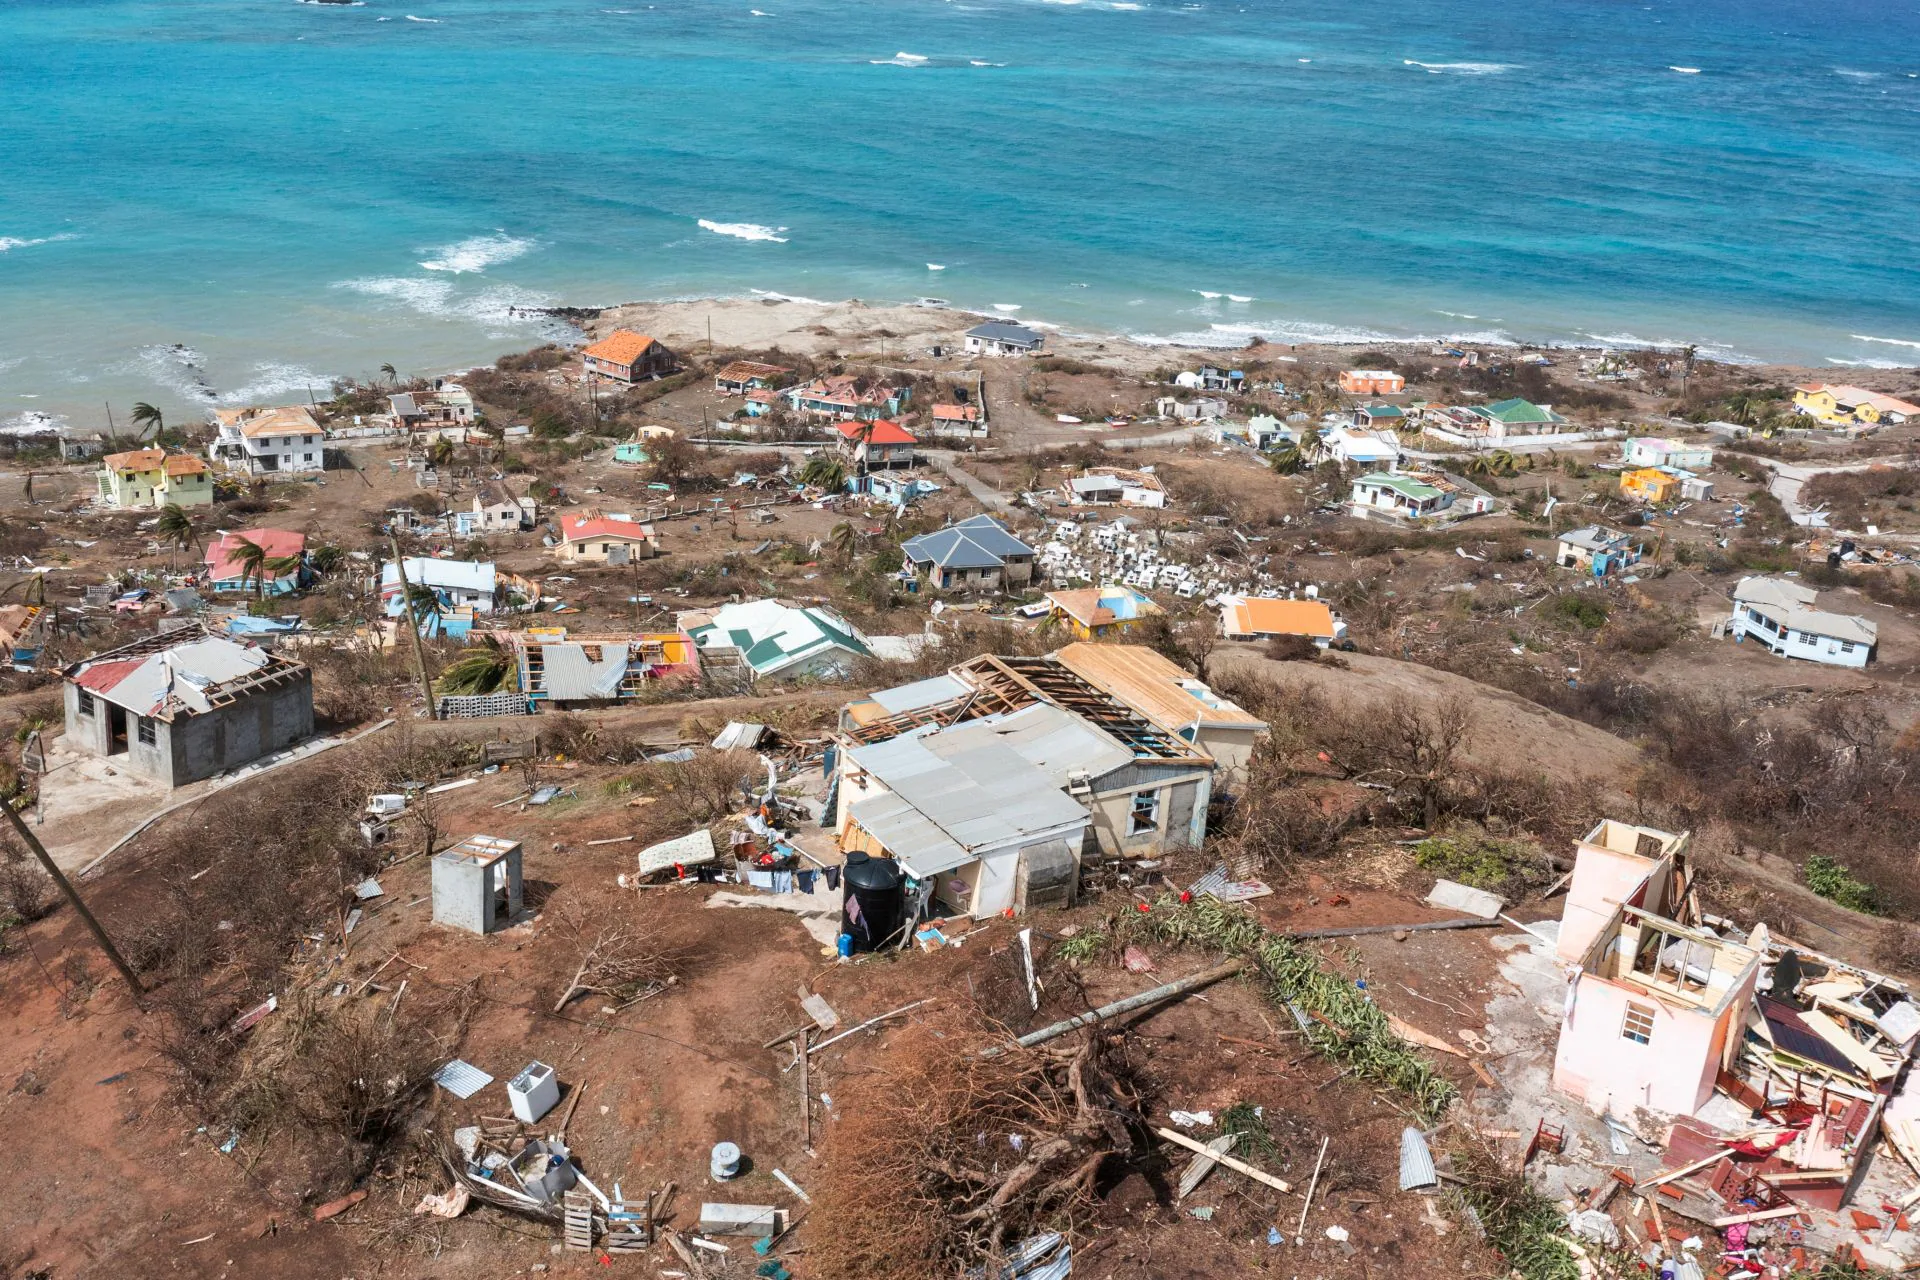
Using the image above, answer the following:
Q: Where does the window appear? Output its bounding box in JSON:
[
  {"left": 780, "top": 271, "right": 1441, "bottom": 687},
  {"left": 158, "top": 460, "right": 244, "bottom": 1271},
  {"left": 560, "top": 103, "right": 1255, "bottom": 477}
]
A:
[
  {"left": 1840, "top": 641, "right": 1856, "bottom": 654},
  {"left": 1128, "top": 791, "right": 1160, "bottom": 837},
  {"left": 303, "top": 453, "right": 315, "bottom": 462},
  {"left": 136, "top": 717, "right": 156, "bottom": 746},
  {"left": 77, "top": 690, "right": 95, "bottom": 717},
  {"left": 1621, "top": 1002, "right": 1656, "bottom": 1045}
]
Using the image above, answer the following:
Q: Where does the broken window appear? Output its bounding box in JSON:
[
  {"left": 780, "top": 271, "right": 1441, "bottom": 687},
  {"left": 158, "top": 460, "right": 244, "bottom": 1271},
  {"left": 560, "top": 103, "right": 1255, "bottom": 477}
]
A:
[
  {"left": 1632, "top": 924, "right": 1710, "bottom": 992},
  {"left": 1128, "top": 790, "right": 1160, "bottom": 837},
  {"left": 1622, "top": 1002, "right": 1656, "bottom": 1045}
]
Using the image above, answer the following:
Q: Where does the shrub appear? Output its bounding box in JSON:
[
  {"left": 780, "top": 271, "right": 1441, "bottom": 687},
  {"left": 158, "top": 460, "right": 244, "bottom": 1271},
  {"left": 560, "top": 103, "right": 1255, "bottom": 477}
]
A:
[
  {"left": 1805, "top": 855, "right": 1879, "bottom": 914},
  {"left": 1542, "top": 593, "right": 1608, "bottom": 629}
]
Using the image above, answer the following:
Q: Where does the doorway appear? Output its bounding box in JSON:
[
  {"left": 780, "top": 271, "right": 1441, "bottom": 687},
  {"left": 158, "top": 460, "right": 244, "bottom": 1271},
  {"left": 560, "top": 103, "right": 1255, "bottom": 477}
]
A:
[{"left": 107, "top": 704, "right": 129, "bottom": 755}]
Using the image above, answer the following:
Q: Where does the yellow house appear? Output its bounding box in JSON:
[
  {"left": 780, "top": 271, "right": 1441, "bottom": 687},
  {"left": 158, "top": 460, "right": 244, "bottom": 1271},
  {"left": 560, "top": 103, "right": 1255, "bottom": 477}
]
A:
[
  {"left": 1043, "top": 585, "right": 1162, "bottom": 640},
  {"left": 1793, "top": 383, "right": 1920, "bottom": 428},
  {"left": 96, "top": 448, "right": 214, "bottom": 509},
  {"left": 1620, "top": 467, "right": 1679, "bottom": 504}
]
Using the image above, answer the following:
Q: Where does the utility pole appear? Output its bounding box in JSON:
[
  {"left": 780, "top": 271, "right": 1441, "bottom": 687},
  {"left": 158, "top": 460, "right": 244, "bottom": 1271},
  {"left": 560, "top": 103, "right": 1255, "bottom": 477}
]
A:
[
  {"left": 0, "top": 797, "right": 144, "bottom": 1003},
  {"left": 388, "top": 536, "right": 438, "bottom": 720}
]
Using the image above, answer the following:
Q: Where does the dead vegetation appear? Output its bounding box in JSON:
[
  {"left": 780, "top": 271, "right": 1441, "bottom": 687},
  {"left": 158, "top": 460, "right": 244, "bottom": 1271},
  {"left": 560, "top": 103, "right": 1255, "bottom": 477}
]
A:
[{"left": 810, "top": 1009, "right": 1143, "bottom": 1279}]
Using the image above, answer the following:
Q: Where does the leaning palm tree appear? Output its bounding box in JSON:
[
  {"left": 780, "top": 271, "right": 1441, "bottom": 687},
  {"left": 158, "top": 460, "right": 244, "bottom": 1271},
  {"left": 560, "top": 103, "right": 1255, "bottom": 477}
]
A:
[
  {"left": 380, "top": 363, "right": 398, "bottom": 387},
  {"left": 306, "top": 544, "right": 346, "bottom": 576},
  {"left": 228, "top": 536, "right": 267, "bottom": 597},
  {"left": 1486, "top": 449, "right": 1518, "bottom": 478},
  {"left": 156, "top": 503, "right": 198, "bottom": 568},
  {"left": 435, "top": 636, "right": 514, "bottom": 696},
  {"left": 130, "top": 402, "right": 164, "bottom": 440},
  {"left": 798, "top": 453, "right": 847, "bottom": 491},
  {"left": 1267, "top": 442, "right": 1304, "bottom": 476},
  {"left": 828, "top": 521, "right": 859, "bottom": 564}
]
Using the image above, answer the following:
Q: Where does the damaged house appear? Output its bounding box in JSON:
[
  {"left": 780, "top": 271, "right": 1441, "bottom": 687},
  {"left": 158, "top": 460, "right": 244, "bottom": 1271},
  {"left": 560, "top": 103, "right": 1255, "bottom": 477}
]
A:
[
  {"left": 1553, "top": 820, "right": 1762, "bottom": 1117},
  {"left": 1552, "top": 818, "right": 1920, "bottom": 1227},
  {"left": 832, "top": 648, "right": 1251, "bottom": 919}
]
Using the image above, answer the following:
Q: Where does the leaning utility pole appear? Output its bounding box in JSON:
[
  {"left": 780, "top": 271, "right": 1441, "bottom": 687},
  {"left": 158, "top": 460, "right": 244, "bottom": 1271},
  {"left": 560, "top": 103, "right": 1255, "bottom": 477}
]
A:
[
  {"left": 388, "top": 536, "right": 438, "bottom": 720},
  {"left": 0, "top": 797, "right": 144, "bottom": 1003}
]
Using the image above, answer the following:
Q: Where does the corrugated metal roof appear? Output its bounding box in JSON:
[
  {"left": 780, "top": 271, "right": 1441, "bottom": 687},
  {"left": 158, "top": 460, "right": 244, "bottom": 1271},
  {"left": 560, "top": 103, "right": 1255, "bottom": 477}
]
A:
[
  {"left": 71, "top": 636, "right": 279, "bottom": 718},
  {"left": 382, "top": 558, "right": 496, "bottom": 595},
  {"left": 1054, "top": 642, "right": 1265, "bottom": 731},
  {"left": 870, "top": 673, "right": 969, "bottom": 714},
  {"left": 934, "top": 703, "right": 1133, "bottom": 784},
  {"left": 850, "top": 791, "right": 971, "bottom": 878}
]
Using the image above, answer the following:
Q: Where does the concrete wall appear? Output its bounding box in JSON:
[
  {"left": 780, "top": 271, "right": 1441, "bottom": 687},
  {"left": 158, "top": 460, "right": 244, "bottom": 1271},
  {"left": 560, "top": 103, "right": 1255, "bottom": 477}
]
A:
[
  {"left": 1085, "top": 765, "right": 1212, "bottom": 856},
  {"left": 65, "top": 672, "right": 314, "bottom": 788},
  {"left": 163, "top": 673, "right": 314, "bottom": 786},
  {"left": 1556, "top": 845, "right": 1656, "bottom": 964},
  {"left": 1552, "top": 974, "right": 1727, "bottom": 1116}
]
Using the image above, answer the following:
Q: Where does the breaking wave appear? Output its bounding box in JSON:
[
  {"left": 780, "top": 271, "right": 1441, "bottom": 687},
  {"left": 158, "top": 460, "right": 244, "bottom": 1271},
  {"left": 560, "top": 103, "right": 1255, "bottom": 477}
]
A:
[
  {"left": 698, "top": 218, "right": 789, "bottom": 242},
  {"left": 1404, "top": 60, "right": 1515, "bottom": 75},
  {"left": 419, "top": 232, "right": 536, "bottom": 274}
]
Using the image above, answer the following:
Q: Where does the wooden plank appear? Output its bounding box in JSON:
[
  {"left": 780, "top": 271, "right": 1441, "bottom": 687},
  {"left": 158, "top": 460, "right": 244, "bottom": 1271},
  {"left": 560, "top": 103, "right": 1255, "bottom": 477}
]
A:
[
  {"left": 1155, "top": 1127, "right": 1292, "bottom": 1194},
  {"left": 1711, "top": 1205, "right": 1807, "bottom": 1228},
  {"left": 1176, "top": 1134, "right": 1237, "bottom": 1201}
]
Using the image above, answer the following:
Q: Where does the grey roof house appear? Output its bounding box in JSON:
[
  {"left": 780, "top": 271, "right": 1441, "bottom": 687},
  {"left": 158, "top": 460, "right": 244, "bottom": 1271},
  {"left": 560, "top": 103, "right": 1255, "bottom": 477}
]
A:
[
  {"left": 900, "top": 514, "right": 1038, "bottom": 592},
  {"left": 964, "top": 321, "right": 1045, "bottom": 357},
  {"left": 62, "top": 627, "right": 314, "bottom": 787}
]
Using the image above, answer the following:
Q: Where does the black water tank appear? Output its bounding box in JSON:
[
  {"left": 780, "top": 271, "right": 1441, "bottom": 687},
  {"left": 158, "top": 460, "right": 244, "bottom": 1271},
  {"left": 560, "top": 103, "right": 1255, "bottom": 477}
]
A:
[{"left": 841, "top": 851, "right": 906, "bottom": 952}]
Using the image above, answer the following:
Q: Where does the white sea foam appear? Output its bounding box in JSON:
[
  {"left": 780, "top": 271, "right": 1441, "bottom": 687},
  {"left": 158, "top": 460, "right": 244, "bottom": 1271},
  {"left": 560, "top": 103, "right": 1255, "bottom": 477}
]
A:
[
  {"left": 1195, "top": 290, "right": 1223, "bottom": 299},
  {"left": 871, "top": 51, "right": 929, "bottom": 65},
  {"left": 750, "top": 8, "right": 774, "bottom": 14},
  {"left": 927, "top": 263, "right": 946, "bottom": 270},
  {"left": 128, "top": 342, "right": 220, "bottom": 403},
  {"left": 335, "top": 276, "right": 555, "bottom": 337},
  {"left": 1436, "top": 310, "right": 1479, "bottom": 319},
  {"left": 0, "top": 411, "right": 67, "bottom": 437},
  {"left": 405, "top": 14, "right": 442, "bottom": 21},
  {"left": 698, "top": 218, "right": 789, "bottom": 242},
  {"left": 748, "top": 288, "right": 832, "bottom": 305},
  {"left": 969, "top": 60, "right": 1008, "bottom": 66},
  {"left": 0, "top": 233, "right": 77, "bottom": 253},
  {"left": 1852, "top": 334, "right": 1920, "bottom": 350},
  {"left": 1826, "top": 357, "right": 1905, "bottom": 369},
  {"left": 1109, "top": 2, "right": 1143, "bottom": 9},
  {"left": 419, "top": 232, "right": 536, "bottom": 274},
  {"left": 1404, "top": 60, "right": 1515, "bottom": 75},
  {"left": 296, "top": 1, "right": 367, "bottom": 7},
  {"left": 992, "top": 303, "right": 1022, "bottom": 312},
  {"left": 1835, "top": 68, "right": 1880, "bottom": 80},
  {"left": 218, "top": 363, "right": 337, "bottom": 406},
  {"left": 1226, "top": 294, "right": 1253, "bottom": 303},
  {"left": 1669, "top": 65, "right": 1701, "bottom": 74}
]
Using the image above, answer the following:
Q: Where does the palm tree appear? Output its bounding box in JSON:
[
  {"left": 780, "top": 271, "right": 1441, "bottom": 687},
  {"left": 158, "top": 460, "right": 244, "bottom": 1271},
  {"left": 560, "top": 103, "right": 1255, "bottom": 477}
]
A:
[
  {"left": 230, "top": 537, "right": 299, "bottom": 599},
  {"left": 131, "top": 402, "right": 164, "bottom": 440},
  {"left": 1486, "top": 449, "right": 1518, "bottom": 478},
  {"left": 156, "top": 503, "right": 198, "bottom": 568},
  {"left": 306, "top": 544, "right": 346, "bottom": 576},
  {"left": 436, "top": 636, "right": 513, "bottom": 696},
  {"left": 1267, "top": 442, "right": 1304, "bottom": 476},
  {"left": 380, "top": 363, "right": 398, "bottom": 387},
  {"left": 798, "top": 453, "right": 847, "bottom": 491},
  {"left": 426, "top": 437, "right": 454, "bottom": 469},
  {"left": 828, "top": 521, "right": 859, "bottom": 564}
]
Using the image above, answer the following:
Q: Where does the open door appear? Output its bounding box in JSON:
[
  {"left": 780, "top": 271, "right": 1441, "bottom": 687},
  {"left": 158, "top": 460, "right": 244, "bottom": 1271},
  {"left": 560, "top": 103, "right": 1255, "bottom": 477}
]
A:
[{"left": 107, "top": 704, "right": 129, "bottom": 755}]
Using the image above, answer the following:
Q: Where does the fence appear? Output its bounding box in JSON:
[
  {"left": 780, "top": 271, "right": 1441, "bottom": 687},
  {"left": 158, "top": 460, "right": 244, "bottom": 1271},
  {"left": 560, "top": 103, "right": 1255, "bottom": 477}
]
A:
[{"left": 436, "top": 692, "right": 533, "bottom": 719}]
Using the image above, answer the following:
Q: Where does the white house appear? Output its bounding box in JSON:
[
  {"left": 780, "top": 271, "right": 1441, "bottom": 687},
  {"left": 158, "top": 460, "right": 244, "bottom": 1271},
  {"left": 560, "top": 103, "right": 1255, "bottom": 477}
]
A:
[
  {"left": 208, "top": 405, "right": 326, "bottom": 476},
  {"left": 1623, "top": 437, "right": 1713, "bottom": 471},
  {"left": 1153, "top": 396, "right": 1228, "bottom": 421},
  {"left": 1555, "top": 526, "right": 1642, "bottom": 576},
  {"left": 1729, "top": 576, "right": 1876, "bottom": 669},
  {"left": 381, "top": 558, "right": 499, "bottom": 615},
  {"left": 1350, "top": 471, "right": 1452, "bottom": 521},
  {"left": 1323, "top": 426, "right": 1401, "bottom": 468},
  {"left": 964, "top": 321, "right": 1045, "bottom": 357},
  {"left": 473, "top": 480, "right": 533, "bottom": 532}
]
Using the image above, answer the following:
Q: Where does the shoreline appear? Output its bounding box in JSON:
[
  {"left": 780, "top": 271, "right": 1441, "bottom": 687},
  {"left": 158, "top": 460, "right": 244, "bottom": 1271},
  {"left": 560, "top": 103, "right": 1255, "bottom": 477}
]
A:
[{"left": 6, "top": 293, "right": 1918, "bottom": 438}]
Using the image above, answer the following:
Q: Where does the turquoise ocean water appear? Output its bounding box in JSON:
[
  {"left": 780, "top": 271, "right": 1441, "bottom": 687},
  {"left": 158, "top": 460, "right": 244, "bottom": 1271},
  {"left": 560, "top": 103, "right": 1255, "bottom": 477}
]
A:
[{"left": 2, "top": 0, "right": 1918, "bottom": 430}]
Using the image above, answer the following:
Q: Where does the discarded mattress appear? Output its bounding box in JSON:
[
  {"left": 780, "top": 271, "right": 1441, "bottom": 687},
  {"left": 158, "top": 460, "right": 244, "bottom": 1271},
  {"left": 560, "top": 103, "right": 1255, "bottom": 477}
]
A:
[{"left": 636, "top": 828, "right": 717, "bottom": 878}]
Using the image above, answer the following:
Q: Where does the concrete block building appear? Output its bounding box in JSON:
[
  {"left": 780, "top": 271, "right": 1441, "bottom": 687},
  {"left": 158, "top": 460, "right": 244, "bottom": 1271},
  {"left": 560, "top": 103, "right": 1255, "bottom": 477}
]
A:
[{"left": 61, "top": 628, "right": 314, "bottom": 786}]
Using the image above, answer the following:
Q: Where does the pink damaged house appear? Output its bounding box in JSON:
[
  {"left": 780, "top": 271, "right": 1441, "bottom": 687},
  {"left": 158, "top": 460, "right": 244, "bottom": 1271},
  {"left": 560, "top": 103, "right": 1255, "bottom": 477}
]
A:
[{"left": 1552, "top": 820, "right": 1764, "bottom": 1117}]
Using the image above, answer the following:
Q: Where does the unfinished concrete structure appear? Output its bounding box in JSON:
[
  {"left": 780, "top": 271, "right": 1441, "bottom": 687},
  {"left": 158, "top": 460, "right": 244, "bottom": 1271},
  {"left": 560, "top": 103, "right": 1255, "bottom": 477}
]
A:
[
  {"left": 61, "top": 628, "right": 313, "bottom": 787},
  {"left": 1552, "top": 820, "right": 1764, "bottom": 1117},
  {"left": 431, "top": 835, "right": 524, "bottom": 934}
]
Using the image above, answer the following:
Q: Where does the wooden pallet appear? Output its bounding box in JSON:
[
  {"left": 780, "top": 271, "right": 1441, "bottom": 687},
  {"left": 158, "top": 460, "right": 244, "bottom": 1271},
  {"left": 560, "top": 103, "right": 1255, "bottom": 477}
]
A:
[{"left": 562, "top": 1190, "right": 594, "bottom": 1251}]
